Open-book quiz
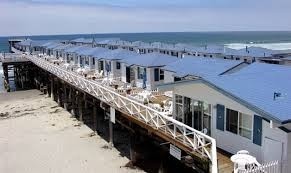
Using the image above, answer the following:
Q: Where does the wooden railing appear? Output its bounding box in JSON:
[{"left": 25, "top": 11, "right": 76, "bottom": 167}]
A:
[{"left": 26, "top": 54, "right": 218, "bottom": 173}]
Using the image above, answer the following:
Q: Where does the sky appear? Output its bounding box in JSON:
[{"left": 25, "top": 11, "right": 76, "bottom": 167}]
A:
[{"left": 0, "top": 0, "right": 291, "bottom": 36}]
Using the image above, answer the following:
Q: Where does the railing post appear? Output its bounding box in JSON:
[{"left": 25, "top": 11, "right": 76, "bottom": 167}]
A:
[{"left": 210, "top": 140, "right": 218, "bottom": 173}]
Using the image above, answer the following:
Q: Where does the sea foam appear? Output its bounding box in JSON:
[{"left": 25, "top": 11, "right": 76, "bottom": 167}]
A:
[{"left": 225, "top": 43, "right": 291, "bottom": 50}]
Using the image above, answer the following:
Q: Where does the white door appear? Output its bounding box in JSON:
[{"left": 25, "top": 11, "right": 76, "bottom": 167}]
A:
[{"left": 263, "top": 137, "right": 282, "bottom": 171}]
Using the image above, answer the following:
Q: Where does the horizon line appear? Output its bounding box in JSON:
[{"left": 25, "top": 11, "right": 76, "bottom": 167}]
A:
[{"left": 2, "top": 30, "right": 291, "bottom": 38}]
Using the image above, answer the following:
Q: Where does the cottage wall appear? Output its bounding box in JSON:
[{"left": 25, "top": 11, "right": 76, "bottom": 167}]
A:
[{"left": 173, "top": 82, "right": 289, "bottom": 172}]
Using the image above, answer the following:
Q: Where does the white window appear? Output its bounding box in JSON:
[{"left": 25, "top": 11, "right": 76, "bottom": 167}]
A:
[
  {"left": 226, "top": 108, "right": 252, "bottom": 140},
  {"left": 154, "top": 68, "right": 164, "bottom": 81},
  {"left": 239, "top": 113, "right": 252, "bottom": 139},
  {"left": 175, "top": 95, "right": 183, "bottom": 122}
]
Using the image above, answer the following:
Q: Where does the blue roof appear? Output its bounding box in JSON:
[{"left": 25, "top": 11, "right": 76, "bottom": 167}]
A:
[
  {"left": 164, "top": 56, "right": 244, "bottom": 77},
  {"left": 46, "top": 43, "right": 63, "bottom": 49},
  {"left": 75, "top": 47, "right": 99, "bottom": 56},
  {"left": 224, "top": 46, "right": 276, "bottom": 57},
  {"left": 90, "top": 48, "right": 112, "bottom": 58},
  {"left": 205, "top": 62, "right": 291, "bottom": 123},
  {"left": 18, "top": 39, "right": 32, "bottom": 46},
  {"left": 72, "top": 47, "right": 110, "bottom": 57},
  {"left": 97, "top": 49, "right": 139, "bottom": 60},
  {"left": 30, "top": 40, "right": 52, "bottom": 47},
  {"left": 123, "top": 52, "right": 179, "bottom": 67},
  {"left": 40, "top": 41, "right": 59, "bottom": 47},
  {"left": 53, "top": 44, "right": 73, "bottom": 51},
  {"left": 64, "top": 45, "right": 87, "bottom": 53}
]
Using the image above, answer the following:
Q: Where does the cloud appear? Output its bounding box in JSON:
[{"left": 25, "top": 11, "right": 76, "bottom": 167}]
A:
[{"left": 0, "top": 0, "right": 290, "bottom": 36}]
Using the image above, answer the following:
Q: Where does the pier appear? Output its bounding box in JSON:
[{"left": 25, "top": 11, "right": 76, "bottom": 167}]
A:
[
  {"left": 0, "top": 51, "right": 235, "bottom": 173},
  {"left": 1, "top": 54, "right": 34, "bottom": 92}
]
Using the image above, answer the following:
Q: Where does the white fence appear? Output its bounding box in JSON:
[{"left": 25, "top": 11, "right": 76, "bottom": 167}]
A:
[
  {"left": 26, "top": 55, "right": 218, "bottom": 173},
  {"left": 242, "top": 161, "right": 279, "bottom": 173}
]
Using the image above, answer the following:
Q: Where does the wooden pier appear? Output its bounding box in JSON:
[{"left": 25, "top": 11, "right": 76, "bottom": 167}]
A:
[
  {"left": 1, "top": 56, "right": 35, "bottom": 92},
  {"left": 0, "top": 51, "right": 235, "bottom": 173}
]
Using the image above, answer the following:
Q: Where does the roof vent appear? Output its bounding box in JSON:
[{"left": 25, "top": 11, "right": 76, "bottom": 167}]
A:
[{"left": 273, "top": 92, "right": 282, "bottom": 100}]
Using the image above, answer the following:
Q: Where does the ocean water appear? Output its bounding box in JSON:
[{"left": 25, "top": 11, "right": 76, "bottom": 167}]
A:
[{"left": 1, "top": 31, "right": 291, "bottom": 52}]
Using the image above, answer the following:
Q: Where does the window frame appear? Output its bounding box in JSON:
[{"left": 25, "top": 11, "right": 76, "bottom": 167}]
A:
[
  {"left": 225, "top": 107, "right": 253, "bottom": 140},
  {"left": 154, "top": 68, "right": 160, "bottom": 81},
  {"left": 160, "top": 69, "right": 164, "bottom": 80},
  {"left": 226, "top": 108, "right": 239, "bottom": 134},
  {"left": 116, "top": 62, "right": 121, "bottom": 70}
]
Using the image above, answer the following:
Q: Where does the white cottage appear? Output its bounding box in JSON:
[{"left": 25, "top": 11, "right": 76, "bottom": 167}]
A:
[
  {"left": 52, "top": 44, "right": 73, "bottom": 60},
  {"left": 63, "top": 45, "right": 87, "bottom": 65},
  {"left": 159, "top": 62, "right": 291, "bottom": 173},
  {"left": 96, "top": 49, "right": 139, "bottom": 78},
  {"left": 121, "top": 52, "right": 179, "bottom": 90},
  {"left": 76, "top": 47, "right": 109, "bottom": 70}
]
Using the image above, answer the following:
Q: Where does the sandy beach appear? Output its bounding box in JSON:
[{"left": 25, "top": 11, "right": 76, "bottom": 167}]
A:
[{"left": 0, "top": 90, "right": 145, "bottom": 173}]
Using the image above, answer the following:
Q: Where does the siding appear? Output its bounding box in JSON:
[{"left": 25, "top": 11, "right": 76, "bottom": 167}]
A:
[{"left": 173, "top": 82, "right": 288, "bottom": 165}]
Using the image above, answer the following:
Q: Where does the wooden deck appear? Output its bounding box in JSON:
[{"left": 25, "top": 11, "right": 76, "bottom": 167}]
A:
[
  {"left": 1, "top": 55, "right": 30, "bottom": 65},
  {"left": 217, "top": 149, "right": 233, "bottom": 173}
]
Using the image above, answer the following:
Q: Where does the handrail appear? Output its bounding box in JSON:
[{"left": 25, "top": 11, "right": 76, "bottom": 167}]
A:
[{"left": 26, "top": 53, "right": 218, "bottom": 173}]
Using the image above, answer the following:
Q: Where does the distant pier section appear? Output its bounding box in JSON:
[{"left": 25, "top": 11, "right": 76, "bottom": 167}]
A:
[
  {"left": 1, "top": 53, "right": 33, "bottom": 92},
  {"left": 8, "top": 38, "right": 25, "bottom": 53}
]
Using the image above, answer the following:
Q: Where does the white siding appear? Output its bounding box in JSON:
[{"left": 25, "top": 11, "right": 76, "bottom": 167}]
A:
[{"left": 173, "top": 82, "right": 289, "bottom": 171}]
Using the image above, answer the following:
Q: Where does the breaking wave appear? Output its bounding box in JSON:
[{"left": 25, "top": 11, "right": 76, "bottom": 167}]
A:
[{"left": 225, "top": 42, "right": 291, "bottom": 50}]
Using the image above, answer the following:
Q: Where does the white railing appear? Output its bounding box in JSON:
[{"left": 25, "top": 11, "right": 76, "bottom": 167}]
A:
[
  {"left": 242, "top": 161, "right": 279, "bottom": 173},
  {"left": 26, "top": 54, "right": 218, "bottom": 173}
]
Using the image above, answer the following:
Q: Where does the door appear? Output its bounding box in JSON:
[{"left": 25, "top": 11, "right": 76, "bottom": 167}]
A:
[
  {"left": 263, "top": 137, "right": 282, "bottom": 171},
  {"left": 126, "top": 67, "right": 131, "bottom": 83}
]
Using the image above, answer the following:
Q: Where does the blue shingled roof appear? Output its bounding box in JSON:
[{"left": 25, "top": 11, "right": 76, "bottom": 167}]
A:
[
  {"left": 205, "top": 62, "right": 291, "bottom": 123},
  {"left": 46, "top": 43, "right": 63, "bottom": 49},
  {"left": 75, "top": 47, "right": 108, "bottom": 56},
  {"left": 18, "top": 39, "right": 32, "bottom": 46},
  {"left": 40, "top": 41, "right": 59, "bottom": 47},
  {"left": 164, "top": 56, "right": 244, "bottom": 78},
  {"left": 224, "top": 46, "right": 276, "bottom": 57},
  {"left": 91, "top": 48, "right": 112, "bottom": 58},
  {"left": 64, "top": 45, "right": 87, "bottom": 53},
  {"left": 53, "top": 44, "right": 73, "bottom": 51},
  {"left": 123, "top": 52, "right": 179, "bottom": 67},
  {"left": 97, "top": 49, "right": 139, "bottom": 60}
]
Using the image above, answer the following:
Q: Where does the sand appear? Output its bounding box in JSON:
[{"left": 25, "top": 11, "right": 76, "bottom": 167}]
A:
[{"left": 0, "top": 90, "right": 145, "bottom": 173}]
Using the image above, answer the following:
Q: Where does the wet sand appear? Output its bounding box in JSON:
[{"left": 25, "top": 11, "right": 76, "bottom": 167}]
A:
[{"left": 0, "top": 90, "right": 145, "bottom": 173}]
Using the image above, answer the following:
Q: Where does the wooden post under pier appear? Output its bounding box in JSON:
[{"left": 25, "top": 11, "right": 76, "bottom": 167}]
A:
[
  {"left": 93, "top": 99, "right": 98, "bottom": 134},
  {"left": 109, "top": 107, "right": 114, "bottom": 147},
  {"left": 63, "top": 84, "right": 68, "bottom": 111},
  {"left": 70, "top": 87, "right": 76, "bottom": 117},
  {"left": 78, "top": 91, "right": 84, "bottom": 122},
  {"left": 50, "top": 76, "right": 55, "bottom": 101}
]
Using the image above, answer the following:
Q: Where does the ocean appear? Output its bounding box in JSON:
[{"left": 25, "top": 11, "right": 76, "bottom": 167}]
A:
[{"left": 1, "top": 31, "right": 291, "bottom": 52}]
